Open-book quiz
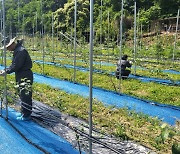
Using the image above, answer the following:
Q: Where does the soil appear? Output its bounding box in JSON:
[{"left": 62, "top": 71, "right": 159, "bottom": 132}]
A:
[{"left": 31, "top": 100, "right": 156, "bottom": 154}]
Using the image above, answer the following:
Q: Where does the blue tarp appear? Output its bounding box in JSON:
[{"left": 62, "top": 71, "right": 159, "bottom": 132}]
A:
[
  {"left": 0, "top": 65, "right": 179, "bottom": 125},
  {"left": 37, "top": 57, "right": 180, "bottom": 75},
  {"left": 34, "top": 60, "right": 180, "bottom": 86},
  {"left": 163, "top": 69, "right": 180, "bottom": 75},
  {"left": 0, "top": 116, "right": 42, "bottom": 154},
  {"left": 2, "top": 56, "right": 180, "bottom": 74},
  {"left": 34, "top": 60, "right": 105, "bottom": 73},
  {"left": 129, "top": 74, "right": 180, "bottom": 85},
  {"left": 34, "top": 73, "right": 180, "bottom": 125},
  {"left": 0, "top": 108, "right": 79, "bottom": 154}
]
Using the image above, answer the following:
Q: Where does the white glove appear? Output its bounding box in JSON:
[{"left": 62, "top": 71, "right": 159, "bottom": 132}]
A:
[
  {"left": 0, "top": 70, "right": 5, "bottom": 76},
  {"left": 129, "top": 61, "right": 133, "bottom": 64}
]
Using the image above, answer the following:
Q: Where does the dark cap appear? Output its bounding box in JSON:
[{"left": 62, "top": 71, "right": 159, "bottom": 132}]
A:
[{"left": 122, "top": 54, "right": 128, "bottom": 60}]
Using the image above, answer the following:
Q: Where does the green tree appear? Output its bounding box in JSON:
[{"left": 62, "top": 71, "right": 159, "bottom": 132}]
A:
[
  {"left": 54, "top": 0, "right": 89, "bottom": 36},
  {"left": 154, "top": 0, "right": 180, "bottom": 17}
]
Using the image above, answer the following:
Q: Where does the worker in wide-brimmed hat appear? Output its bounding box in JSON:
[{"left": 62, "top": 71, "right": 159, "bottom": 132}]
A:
[
  {"left": 0, "top": 37, "right": 33, "bottom": 120},
  {"left": 0, "top": 37, "right": 16, "bottom": 49}
]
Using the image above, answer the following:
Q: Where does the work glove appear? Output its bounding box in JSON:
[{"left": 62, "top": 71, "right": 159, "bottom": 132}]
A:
[
  {"left": 129, "top": 61, "right": 133, "bottom": 65},
  {"left": 0, "top": 70, "right": 6, "bottom": 76}
]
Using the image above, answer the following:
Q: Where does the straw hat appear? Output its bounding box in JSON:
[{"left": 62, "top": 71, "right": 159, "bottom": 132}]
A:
[{"left": 0, "top": 37, "right": 16, "bottom": 49}]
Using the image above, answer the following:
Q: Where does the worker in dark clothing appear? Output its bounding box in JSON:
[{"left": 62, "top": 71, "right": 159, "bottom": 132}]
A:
[
  {"left": 0, "top": 37, "right": 33, "bottom": 120},
  {"left": 116, "top": 54, "right": 132, "bottom": 79}
]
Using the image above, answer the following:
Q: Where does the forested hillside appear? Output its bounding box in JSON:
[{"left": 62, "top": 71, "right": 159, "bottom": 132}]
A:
[
  {"left": 0, "top": 1, "right": 179, "bottom": 153},
  {"left": 3, "top": 0, "right": 180, "bottom": 39}
]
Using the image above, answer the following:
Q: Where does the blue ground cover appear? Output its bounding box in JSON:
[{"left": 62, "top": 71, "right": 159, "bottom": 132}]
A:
[
  {"left": 0, "top": 108, "right": 80, "bottom": 154},
  {"left": 34, "top": 60, "right": 180, "bottom": 85},
  {"left": 0, "top": 116, "right": 42, "bottom": 154},
  {"left": 0, "top": 65, "right": 179, "bottom": 126},
  {"left": 34, "top": 73, "right": 180, "bottom": 125}
]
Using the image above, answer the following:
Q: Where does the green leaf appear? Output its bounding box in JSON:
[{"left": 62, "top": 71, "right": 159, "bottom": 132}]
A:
[
  {"left": 172, "top": 142, "right": 180, "bottom": 154},
  {"left": 161, "top": 129, "right": 169, "bottom": 142},
  {"left": 161, "top": 123, "right": 167, "bottom": 129}
]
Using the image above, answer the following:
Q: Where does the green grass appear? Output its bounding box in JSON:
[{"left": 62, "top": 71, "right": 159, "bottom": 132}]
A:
[
  {"left": 31, "top": 62, "right": 180, "bottom": 107},
  {"left": 1, "top": 35, "right": 180, "bottom": 153},
  {"left": 27, "top": 50, "right": 180, "bottom": 81},
  {"left": 0, "top": 62, "right": 179, "bottom": 154},
  {"left": 31, "top": 82, "right": 180, "bottom": 153}
]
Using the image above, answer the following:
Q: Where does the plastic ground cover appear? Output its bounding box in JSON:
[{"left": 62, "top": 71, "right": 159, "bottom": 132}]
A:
[
  {"left": 0, "top": 65, "right": 179, "bottom": 125},
  {"left": 31, "top": 56, "right": 115, "bottom": 66},
  {"left": 34, "top": 60, "right": 180, "bottom": 85},
  {"left": 34, "top": 73, "right": 180, "bottom": 125},
  {"left": 163, "top": 69, "right": 180, "bottom": 74},
  {"left": 0, "top": 116, "right": 42, "bottom": 154},
  {"left": 34, "top": 57, "right": 180, "bottom": 74},
  {"left": 34, "top": 60, "right": 105, "bottom": 73},
  {"left": 110, "top": 72, "right": 180, "bottom": 85},
  {"left": 2, "top": 56, "right": 180, "bottom": 75},
  {"left": 129, "top": 74, "right": 180, "bottom": 85},
  {"left": 0, "top": 108, "right": 80, "bottom": 154},
  {"left": 33, "top": 56, "right": 180, "bottom": 73}
]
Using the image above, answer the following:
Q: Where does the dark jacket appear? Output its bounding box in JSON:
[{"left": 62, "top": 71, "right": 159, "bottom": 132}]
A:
[
  {"left": 117, "top": 59, "right": 132, "bottom": 72},
  {"left": 6, "top": 43, "right": 33, "bottom": 83}
]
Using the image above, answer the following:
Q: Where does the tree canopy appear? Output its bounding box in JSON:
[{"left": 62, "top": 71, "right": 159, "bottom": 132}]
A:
[{"left": 2, "top": 0, "right": 180, "bottom": 37}]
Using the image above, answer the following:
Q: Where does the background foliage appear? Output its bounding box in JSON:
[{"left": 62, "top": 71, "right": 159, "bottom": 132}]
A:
[{"left": 2, "top": 0, "right": 180, "bottom": 38}]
